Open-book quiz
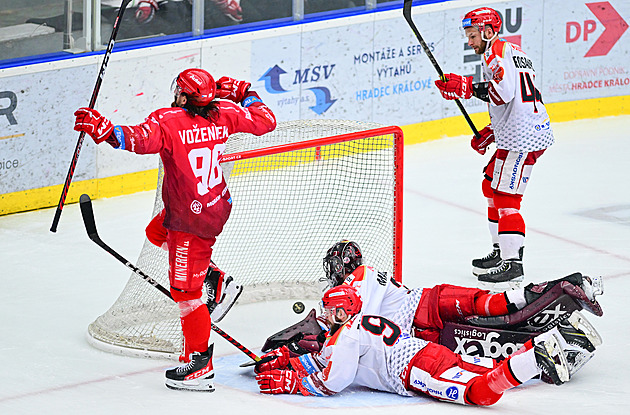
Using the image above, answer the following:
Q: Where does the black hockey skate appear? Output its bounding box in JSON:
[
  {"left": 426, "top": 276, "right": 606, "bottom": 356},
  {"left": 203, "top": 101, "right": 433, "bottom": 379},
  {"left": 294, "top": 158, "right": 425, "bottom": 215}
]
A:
[
  {"left": 477, "top": 259, "right": 524, "bottom": 291},
  {"left": 472, "top": 244, "right": 500, "bottom": 276},
  {"left": 534, "top": 334, "right": 570, "bottom": 386},
  {"left": 205, "top": 262, "right": 243, "bottom": 323},
  {"left": 165, "top": 345, "right": 215, "bottom": 392},
  {"left": 539, "top": 317, "right": 600, "bottom": 384},
  {"left": 472, "top": 245, "right": 523, "bottom": 276}
]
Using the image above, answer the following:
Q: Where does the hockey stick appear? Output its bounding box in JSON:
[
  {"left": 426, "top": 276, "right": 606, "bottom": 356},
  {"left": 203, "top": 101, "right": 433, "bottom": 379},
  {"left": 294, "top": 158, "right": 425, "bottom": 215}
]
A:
[
  {"left": 402, "top": 0, "right": 480, "bottom": 138},
  {"left": 78, "top": 193, "right": 263, "bottom": 363},
  {"left": 50, "top": 0, "right": 132, "bottom": 233}
]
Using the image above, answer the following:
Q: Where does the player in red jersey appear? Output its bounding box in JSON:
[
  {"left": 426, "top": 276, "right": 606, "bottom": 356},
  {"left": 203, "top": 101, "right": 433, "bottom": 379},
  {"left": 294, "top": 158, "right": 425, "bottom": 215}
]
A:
[
  {"left": 434, "top": 8, "right": 554, "bottom": 289},
  {"left": 74, "top": 68, "right": 276, "bottom": 392}
]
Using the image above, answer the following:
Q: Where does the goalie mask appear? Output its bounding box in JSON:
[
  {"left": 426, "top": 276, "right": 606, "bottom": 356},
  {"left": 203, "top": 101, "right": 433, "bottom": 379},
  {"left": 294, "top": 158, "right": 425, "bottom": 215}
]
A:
[
  {"left": 172, "top": 68, "right": 216, "bottom": 106},
  {"left": 321, "top": 285, "right": 363, "bottom": 325},
  {"left": 321, "top": 240, "right": 363, "bottom": 290}
]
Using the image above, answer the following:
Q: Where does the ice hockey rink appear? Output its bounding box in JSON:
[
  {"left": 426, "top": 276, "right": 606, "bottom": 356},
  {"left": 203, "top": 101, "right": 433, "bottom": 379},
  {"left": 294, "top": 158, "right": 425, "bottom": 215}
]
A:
[{"left": 1, "top": 115, "right": 628, "bottom": 414}]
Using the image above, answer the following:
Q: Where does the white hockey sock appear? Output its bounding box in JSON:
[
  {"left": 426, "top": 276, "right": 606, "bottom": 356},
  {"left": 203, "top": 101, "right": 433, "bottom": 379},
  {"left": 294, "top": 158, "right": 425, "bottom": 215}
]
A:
[
  {"left": 499, "top": 233, "right": 524, "bottom": 260},
  {"left": 507, "top": 348, "right": 539, "bottom": 383},
  {"left": 505, "top": 289, "right": 527, "bottom": 309},
  {"left": 489, "top": 221, "right": 499, "bottom": 245}
]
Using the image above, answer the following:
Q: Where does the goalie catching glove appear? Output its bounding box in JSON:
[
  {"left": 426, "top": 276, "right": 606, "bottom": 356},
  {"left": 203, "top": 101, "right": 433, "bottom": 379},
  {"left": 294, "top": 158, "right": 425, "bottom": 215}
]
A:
[
  {"left": 434, "top": 73, "right": 473, "bottom": 100},
  {"left": 471, "top": 125, "right": 495, "bottom": 155}
]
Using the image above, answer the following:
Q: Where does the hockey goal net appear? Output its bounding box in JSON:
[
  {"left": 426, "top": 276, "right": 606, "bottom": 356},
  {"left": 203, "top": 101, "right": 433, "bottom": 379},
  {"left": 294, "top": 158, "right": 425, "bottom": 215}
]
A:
[{"left": 87, "top": 120, "right": 404, "bottom": 359}]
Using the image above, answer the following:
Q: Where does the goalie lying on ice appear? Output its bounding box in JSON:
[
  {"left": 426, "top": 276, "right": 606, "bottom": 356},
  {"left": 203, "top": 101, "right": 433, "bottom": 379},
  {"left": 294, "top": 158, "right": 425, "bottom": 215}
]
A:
[
  {"left": 255, "top": 284, "right": 600, "bottom": 405},
  {"left": 254, "top": 240, "right": 604, "bottom": 404},
  {"left": 263, "top": 240, "right": 603, "bottom": 360}
]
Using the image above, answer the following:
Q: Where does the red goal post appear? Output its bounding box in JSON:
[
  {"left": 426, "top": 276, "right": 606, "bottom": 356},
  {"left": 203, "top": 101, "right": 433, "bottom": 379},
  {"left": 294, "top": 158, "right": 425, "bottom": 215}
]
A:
[
  {"left": 87, "top": 120, "right": 404, "bottom": 359},
  {"left": 220, "top": 125, "right": 404, "bottom": 285}
]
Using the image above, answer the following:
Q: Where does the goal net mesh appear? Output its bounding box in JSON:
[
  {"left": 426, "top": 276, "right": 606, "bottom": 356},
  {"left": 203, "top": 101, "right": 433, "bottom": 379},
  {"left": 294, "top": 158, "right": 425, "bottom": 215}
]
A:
[{"left": 87, "top": 119, "right": 403, "bottom": 359}]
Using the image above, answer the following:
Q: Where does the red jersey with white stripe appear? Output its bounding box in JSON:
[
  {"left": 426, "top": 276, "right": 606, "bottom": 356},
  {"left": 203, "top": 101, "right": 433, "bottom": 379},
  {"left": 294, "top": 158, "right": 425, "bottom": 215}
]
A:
[
  {"left": 114, "top": 101, "right": 276, "bottom": 239},
  {"left": 484, "top": 39, "right": 554, "bottom": 152}
]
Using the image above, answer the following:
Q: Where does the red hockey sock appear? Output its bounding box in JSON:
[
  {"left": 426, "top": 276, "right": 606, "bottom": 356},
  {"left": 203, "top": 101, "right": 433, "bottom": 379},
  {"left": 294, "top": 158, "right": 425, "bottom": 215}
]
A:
[
  {"left": 466, "top": 376, "right": 503, "bottom": 406},
  {"left": 474, "top": 292, "right": 509, "bottom": 316},
  {"left": 180, "top": 303, "right": 211, "bottom": 354},
  {"left": 467, "top": 359, "right": 521, "bottom": 405},
  {"left": 482, "top": 178, "right": 499, "bottom": 223}
]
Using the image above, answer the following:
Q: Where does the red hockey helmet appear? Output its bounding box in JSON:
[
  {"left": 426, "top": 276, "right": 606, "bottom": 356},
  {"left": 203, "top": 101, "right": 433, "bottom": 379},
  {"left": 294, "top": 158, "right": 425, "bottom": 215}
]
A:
[
  {"left": 322, "top": 285, "right": 363, "bottom": 324},
  {"left": 462, "top": 7, "right": 502, "bottom": 34},
  {"left": 173, "top": 68, "right": 216, "bottom": 106},
  {"left": 322, "top": 240, "right": 363, "bottom": 289}
]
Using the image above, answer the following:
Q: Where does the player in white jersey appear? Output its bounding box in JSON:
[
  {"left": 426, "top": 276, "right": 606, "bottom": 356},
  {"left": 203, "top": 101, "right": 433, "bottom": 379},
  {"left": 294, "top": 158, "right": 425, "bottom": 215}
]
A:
[
  {"left": 317, "top": 241, "right": 602, "bottom": 344},
  {"left": 434, "top": 7, "right": 554, "bottom": 289},
  {"left": 255, "top": 285, "right": 593, "bottom": 405},
  {"left": 259, "top": 241, "right": 603, "bottom": 390}
]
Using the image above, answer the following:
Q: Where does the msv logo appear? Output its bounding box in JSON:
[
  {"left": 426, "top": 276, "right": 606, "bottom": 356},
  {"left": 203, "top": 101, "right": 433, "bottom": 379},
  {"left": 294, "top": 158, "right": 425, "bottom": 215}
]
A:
[{"left": 259, "top": 64, "right": 337, "bottom": 115}]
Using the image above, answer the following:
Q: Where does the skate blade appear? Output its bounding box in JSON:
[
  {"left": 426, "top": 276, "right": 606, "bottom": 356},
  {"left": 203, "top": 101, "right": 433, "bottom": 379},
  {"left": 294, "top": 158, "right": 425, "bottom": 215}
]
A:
[
  {"left": 568, "top": 311, "right": 603, "bottom": 347},
  {"left": 210, "top": 282, "right": 243, "bottom": 323},
  {"left": 477, "top": 278, "right": 524, "bottom": 293},
  {"left": 165, "top": 378, "right": 215, "bottom": 392},
  {"left": 567, "top": 350, "right": 595, "bottom": 378},
  {"left": 545, "top": 334, "right": 570, "bottom": 383},
  {"left": 472, "top": 266, "right": 491, "bottom": 276}
]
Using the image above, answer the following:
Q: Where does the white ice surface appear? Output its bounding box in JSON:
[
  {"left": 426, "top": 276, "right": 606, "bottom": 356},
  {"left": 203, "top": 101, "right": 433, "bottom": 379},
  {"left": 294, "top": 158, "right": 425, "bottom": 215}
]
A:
[{"left": 1, "top": 116, "right": 629, "bottom": 414}]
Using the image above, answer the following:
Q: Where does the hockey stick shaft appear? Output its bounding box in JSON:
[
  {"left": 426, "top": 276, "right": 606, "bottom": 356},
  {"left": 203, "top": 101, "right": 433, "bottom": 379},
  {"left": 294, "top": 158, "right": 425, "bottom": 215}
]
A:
[
  {"left": 402, "top": 0, "right": 480, "bottom": 137},
  {"left": 50, "top": 0, "right": 132, "bottom": 233},
  {"left": 78, "top": 194, "right": 262, "bottom": 362}
]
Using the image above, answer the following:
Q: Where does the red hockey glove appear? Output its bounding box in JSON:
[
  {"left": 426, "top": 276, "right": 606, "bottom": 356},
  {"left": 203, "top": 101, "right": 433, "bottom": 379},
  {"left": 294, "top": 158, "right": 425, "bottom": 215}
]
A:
[
  {"left": 74, "top": 107, "right": 114, "bottom": 144},
  {"left": 216, "top": 77, "right": 251, "bottom": 103},
  {"left": 256, "top": 370, "right": 301, "bottom": 394},
  {"left": 254, "top": 345, "right": 291, "bottom": 374},
  {"left": 471, "top": 124, "right": 495, "bottom": 155},
  {"left": 434, "top": 73, "right": 473, "bottom": 100},
  {"left": 135, "top": 0, "right": 159, "bottom": 24},
  {"left": 212, "top": 0, "right": 243, "bottom": 22}
]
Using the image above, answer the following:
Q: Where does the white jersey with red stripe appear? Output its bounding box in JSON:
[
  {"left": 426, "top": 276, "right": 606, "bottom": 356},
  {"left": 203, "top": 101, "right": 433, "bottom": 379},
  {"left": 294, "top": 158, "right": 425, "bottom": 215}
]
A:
[
  {"left": 342, "top": 265, "right": 411, "bottom": 320},
  {"left": 295, "top": 313, "right": 429, "bottom": 397},
  {"left": 484, "top": 38, "right": 554, "bottom": 152}
]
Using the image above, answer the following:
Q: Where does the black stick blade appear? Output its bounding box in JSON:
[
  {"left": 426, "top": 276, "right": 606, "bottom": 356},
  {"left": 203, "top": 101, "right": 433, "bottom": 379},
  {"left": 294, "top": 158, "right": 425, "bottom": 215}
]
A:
[
  {"left": 239, "top": 355, "right": 277, "bottom": 368},
  {"left": 79, "top": 194, "right": 98, "bottom": 238}
]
